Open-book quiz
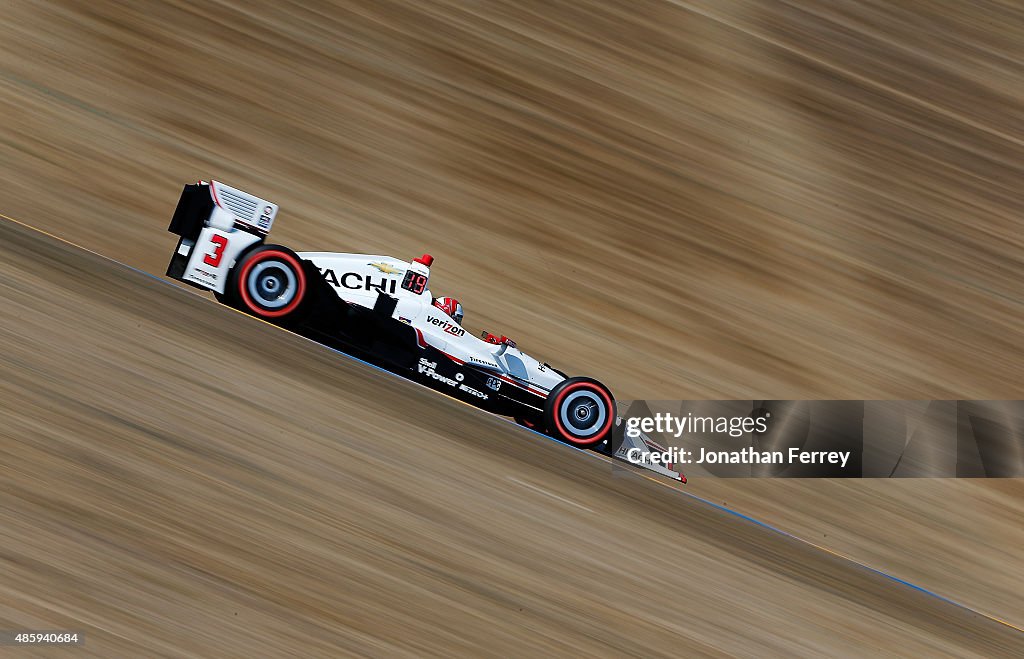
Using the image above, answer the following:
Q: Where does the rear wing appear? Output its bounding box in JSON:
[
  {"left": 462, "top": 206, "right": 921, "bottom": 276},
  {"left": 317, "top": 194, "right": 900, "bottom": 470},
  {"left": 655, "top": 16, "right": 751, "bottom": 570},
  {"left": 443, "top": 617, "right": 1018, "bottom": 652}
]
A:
[
  {"left": 168, "top": 180, "right": 278, "bottom": 242},
  {"left": 166, "top": 181, "right": 278, "bottom": 292}
]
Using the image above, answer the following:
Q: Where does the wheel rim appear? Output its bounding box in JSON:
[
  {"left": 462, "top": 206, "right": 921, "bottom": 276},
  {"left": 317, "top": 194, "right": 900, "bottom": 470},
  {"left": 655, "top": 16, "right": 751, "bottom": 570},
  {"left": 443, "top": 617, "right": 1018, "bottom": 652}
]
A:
[
  {"left": 559, "top": 390, "right": 608, "bottom": 438},
  {"left": 247, "top": 260, "right": 298, "bottom": 309}
]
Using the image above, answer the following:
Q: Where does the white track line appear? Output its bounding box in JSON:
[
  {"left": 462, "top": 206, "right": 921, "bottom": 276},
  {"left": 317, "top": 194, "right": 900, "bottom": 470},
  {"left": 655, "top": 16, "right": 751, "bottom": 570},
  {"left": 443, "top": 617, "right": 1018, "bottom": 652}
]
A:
[{"left": 507, "top": 477, "right": 594, "bottom": 513}]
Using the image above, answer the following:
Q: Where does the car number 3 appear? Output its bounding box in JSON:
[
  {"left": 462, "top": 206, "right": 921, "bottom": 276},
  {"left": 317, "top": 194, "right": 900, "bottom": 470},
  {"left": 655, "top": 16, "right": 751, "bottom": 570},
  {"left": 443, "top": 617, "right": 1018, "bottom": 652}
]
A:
[{"left": 203, "top": 234, "right": 229, "bottom": 266}]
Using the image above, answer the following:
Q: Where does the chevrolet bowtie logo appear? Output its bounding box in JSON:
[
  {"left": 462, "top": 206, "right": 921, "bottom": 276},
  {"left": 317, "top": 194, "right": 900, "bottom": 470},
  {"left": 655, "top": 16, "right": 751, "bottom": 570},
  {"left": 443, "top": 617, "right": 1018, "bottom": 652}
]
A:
[{"left": 368, "top": 262, "right": 403, "bottom": 275}]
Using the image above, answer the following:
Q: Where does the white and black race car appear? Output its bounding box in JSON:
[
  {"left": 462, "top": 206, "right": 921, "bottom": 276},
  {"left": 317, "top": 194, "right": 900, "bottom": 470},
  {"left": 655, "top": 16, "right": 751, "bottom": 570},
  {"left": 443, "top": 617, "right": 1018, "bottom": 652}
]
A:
[{"left": 165, "top": 181, "right": 684, "bottom": 481}]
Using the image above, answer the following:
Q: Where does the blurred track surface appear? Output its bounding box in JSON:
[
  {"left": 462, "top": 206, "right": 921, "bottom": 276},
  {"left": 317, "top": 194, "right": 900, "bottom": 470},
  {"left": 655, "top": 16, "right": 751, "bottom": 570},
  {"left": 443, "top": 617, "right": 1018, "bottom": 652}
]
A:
[
  {"left": 3, "top": 0, "right": 1024, "bottom": 398},
  {"left": 2, "top": 218, "right": 1022, "bottom": 656},
  {"left": 2, "top": 0, "right": 1024, "bottom": 655}
]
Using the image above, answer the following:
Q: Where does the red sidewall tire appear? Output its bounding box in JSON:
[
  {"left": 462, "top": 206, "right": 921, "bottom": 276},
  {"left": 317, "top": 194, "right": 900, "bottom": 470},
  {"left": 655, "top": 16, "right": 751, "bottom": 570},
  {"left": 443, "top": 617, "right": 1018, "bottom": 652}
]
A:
[
  {"left": 235, "top": 247, "right": 308, "bottom": 319},
  {"left": 544, "top": 377, "right": 616, "bottom": 448}
]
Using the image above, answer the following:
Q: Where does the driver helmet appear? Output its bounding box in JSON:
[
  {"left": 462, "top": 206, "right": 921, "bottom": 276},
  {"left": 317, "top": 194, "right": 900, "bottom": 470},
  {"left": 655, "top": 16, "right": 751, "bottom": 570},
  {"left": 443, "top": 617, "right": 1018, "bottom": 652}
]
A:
[{"left": 433, "top": 297, "right": 464, "bottom": 325}]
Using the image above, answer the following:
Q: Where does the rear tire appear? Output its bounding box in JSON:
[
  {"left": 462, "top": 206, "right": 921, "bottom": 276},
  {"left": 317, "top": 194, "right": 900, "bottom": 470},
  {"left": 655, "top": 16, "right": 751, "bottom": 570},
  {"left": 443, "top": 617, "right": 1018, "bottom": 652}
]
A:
[
  {"left": 543, "top": 377, "right": 616, "bottom": 448},
  {"left": 228, "top": 244, "right": 309, "bottom": 322}
]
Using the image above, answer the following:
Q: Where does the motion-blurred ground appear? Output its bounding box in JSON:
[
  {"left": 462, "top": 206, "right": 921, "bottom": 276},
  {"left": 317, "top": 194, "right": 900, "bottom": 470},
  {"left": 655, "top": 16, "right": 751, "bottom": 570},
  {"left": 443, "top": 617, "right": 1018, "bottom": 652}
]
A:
[
  {"left": 4, "top": 0, "right": 1023, "bottom": 398},
  {"left": 3, "top": 221, "right": 1022, "bottom": 656},
  {"left": 2, "top": 1, "right": 1023, "bottom": 655}
]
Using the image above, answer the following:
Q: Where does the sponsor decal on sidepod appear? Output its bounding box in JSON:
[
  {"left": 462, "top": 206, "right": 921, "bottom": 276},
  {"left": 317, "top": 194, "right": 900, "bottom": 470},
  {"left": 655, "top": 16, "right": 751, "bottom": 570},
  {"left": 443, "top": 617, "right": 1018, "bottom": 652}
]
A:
[
  {"left": 320, "top": 269, "right": 398, "bottom": 295},
  {"left": 418, "top": 358, "right": 488, "bottom": 400}
]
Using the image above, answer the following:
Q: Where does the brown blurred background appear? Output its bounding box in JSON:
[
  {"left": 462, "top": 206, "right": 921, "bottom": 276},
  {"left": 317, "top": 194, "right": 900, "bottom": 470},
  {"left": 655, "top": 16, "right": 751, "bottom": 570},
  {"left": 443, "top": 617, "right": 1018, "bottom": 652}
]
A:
[
  {"left": 2, "top": 1, "right": 1023, "bottom": 655},
  {"left": 4, "top": 0, "right": 1023, "bottom": 398}
]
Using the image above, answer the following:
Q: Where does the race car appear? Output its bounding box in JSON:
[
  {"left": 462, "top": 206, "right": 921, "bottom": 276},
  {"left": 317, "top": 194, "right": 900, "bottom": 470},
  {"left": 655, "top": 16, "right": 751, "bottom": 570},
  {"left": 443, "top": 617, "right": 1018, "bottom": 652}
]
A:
[{"left": 164, "top": 181, "right": 684, "bottom": 482}]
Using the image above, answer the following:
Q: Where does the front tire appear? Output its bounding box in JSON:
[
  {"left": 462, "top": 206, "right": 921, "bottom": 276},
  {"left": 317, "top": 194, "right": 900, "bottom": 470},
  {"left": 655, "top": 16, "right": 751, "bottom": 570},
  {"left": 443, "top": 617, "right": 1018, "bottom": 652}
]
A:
[
  {"left": 543, "top": 377, "right": 616, "bottom": 448},
  {"left": 228, "top": 244, "right": 309, "bottom": 322}
]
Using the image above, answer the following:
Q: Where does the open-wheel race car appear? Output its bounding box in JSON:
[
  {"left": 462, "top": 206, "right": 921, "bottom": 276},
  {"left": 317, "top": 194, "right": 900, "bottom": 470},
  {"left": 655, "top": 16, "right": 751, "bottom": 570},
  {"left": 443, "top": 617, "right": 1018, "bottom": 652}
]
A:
[{"left": 164, "top": 181, "right": 684, "bottom": 482}]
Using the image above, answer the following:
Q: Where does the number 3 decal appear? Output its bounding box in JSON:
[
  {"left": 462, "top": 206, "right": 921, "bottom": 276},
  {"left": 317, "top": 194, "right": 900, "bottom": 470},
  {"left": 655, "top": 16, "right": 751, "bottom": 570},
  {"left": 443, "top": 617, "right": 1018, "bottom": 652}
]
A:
[{"left": 204, "top": 234, "right": 228, "bottom": 266}]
